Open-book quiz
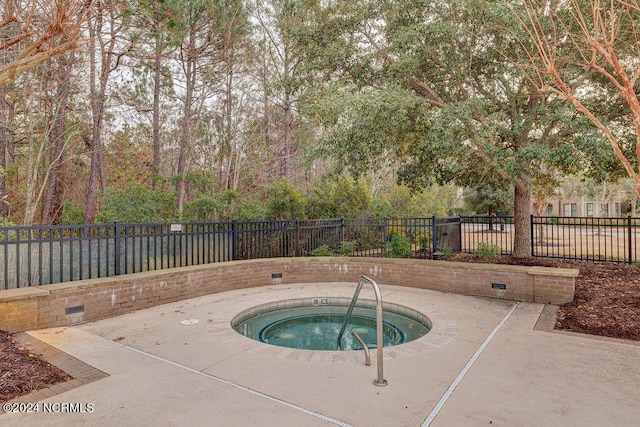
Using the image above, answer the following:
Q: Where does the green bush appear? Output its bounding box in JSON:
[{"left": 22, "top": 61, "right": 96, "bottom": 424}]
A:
[
  {"left": 475, "top": 242, "right": 501, "bottom": 261},
  {"left": 310, "top": 240, "right": 357, "bottom": 257},
  {"left": 59, "top": 203, "right": 85, "bottom": 225},
  {"left": 184, "top": 190, "right": 242, "bottom": 222},
  {"left": 372, "top": 184, "right": 457, "bottom": 218},
  {"left": 336, "top": 240, "right": 358, "bottom": 256},
  {"left": 262, "top": 177, "right": 306, "bottom": 220},
  {"left": 184, "top": 195, "right": 220, "bottom": 222},
  {"left": 0, "top": 217, "right": 16, "bottom": 240},
  {"left": 306, "top": 176, "right": 371, "bottom": 219},
  {"left": 0, "top": 216, "right": 14, "bottom": 227},
  {"left": 347, "top": 225, "right": 380, "bottom": 251},
  {"left": 97, "top": 185, "right": 177, "bottom": 223},
  {"left": 385, "top": 233, "right": 412, "bottom": 258},
  {"left": 311, "top": 244, "right": 333, "bottom": 256},
  {"left": 438, "top": 246, "right": 456, "bottom": 259},
  {"left": 235, "top": 197, "right": 266, "bottom": 222}
]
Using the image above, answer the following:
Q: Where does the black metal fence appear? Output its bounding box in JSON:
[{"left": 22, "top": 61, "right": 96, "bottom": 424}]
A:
[
  {"left": 531, "top": 216, "right": 640, "bottom": 263},
  {"left": 0, "top": 222, "right": 233, "bottom": 290},
  {"left": 0, "top": 215, "right": 637, "bottom": 290},
  {"left": 460, "top": 215, "right": 514, "bottom": 255},
  {"left": 460, "top": 215, "right": 640, "bottom": 263}
]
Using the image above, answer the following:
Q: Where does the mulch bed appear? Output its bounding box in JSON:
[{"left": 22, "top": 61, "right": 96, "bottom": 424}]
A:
[
  {"left": 1, "top": 255, "right": 638, "bottom": 402},
  {"left": 0, "top": 331, "right": 72, "bottom": 402},
  {"left": 454, "top": 254, "right": 640, "bottom": 340}
]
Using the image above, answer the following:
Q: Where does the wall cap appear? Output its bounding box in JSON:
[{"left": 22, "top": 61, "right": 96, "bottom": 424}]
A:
[
  {"left": 527, "top": 266, "right": 580, "bottom": 278},
  {"left": 0, "top": 287, "right": 49, "bottom": 302}
]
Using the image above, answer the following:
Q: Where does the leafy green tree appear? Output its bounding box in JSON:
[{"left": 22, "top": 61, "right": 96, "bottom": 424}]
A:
[
  {"left": 305, "top": 175, "right": 371, "bottom": 218},
  {"left": 122, "top": 0, "right": 182, "bottom": 186},
  {"left": 464, "top": 187, "right": 512, "bottom": 216},
  {"left": 251, "top": 0, "right": 308, "bottom": 180},
  {"left": 172, "top": 0, "right": 249, "bottom": 216},
  {"left": 292, "top": 0, "right": 602, "bottom": 257}
]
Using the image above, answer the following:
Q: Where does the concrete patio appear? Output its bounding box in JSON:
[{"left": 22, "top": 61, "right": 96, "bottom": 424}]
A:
[{"left": 2, "top": 283, "right": 639, "bottom": 426}]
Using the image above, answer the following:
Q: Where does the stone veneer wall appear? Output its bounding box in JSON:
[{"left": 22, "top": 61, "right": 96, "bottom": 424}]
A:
[{"left": 0, "top": 257, "right": 578, "bottom": 332}]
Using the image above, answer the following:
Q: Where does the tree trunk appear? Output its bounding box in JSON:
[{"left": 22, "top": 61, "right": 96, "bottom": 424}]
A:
[
  {"left": 513, "top": 173, "right": 532, "bottom": 258},
  {"left": 152, "top": 30, "right": 161, "bottom": 187},
  {"left": 0, "top": 81, "right": 7, "bottom": 218},
  {"left": 42, "top": 54, "right": 73, "bottom": 225},
  {"left": 222, "top": 67, "right": 234, "bottom": 190},
  {"left": 84, "top": 4, "right": 120, "bottom": 224},
  {"left": 283, "top": 98, "right": 292, "bottom": 179},
  {"left": 84, "top": 13, "right": 98, "bottom": 225},
  {"left": 282, "top": 45, "right": 293, "bottom": 180},
  {"left": 23, "top": 148, "right": 48, "bottom": 226},
  {"left": 176, "top": 33, "right": 195, "bottom": 218},
  {"left": 260, "top": 49, "right": 272, "bottom": 183},
  {"left": 0, "top": 17, "right": 12, "bottom": 218}
]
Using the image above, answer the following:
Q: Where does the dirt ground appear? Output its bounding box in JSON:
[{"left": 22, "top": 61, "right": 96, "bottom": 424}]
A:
[{"left": 1, "top": 256, "right": 639, "bottom": 402}]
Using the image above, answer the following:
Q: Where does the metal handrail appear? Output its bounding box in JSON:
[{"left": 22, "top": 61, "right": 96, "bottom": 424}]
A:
[
  {"left": 336, "top": 275, "right": 387, "bottom": 386},
  {"left": 351, "top": 331, "right": 371, "bottom": 366}
]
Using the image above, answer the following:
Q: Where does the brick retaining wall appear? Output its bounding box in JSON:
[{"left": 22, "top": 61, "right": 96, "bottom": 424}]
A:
[{"left": 0, "top": 257, "right": 577, "bottom": 332}]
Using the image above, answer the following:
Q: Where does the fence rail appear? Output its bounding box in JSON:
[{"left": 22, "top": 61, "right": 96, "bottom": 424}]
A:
[{"left": 1, "top": 215, "right": 637, "bottom": 290}]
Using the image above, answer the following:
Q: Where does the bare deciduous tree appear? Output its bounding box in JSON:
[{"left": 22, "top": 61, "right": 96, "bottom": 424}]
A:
[
  {"left": 84, "top": 0, "right": 129, "bottom": 224},
  {"left": 0, "top": 0, "right": 91, "bottom": 87},
  {"left": 514, "top": 0, "right": 640, "bottom": 199}
]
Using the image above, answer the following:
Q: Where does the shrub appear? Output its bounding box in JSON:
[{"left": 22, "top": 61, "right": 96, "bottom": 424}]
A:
[
  {"left": 235, "top": 198, "right": 266, "bottom": 222},
  {"left": 262, "top": 177, "right": 306, "bottom": 220},
  {"left": 97, "top": 185, "right": 177, "bottom": 223},
  {"left": 59, "top": 203, "right": 85, "bottom": 225},
  {"left": 373, "top": 184, "right": 456, "bottom": 218},
  {"left": 184, "top": 190, "right": 242, "bottom": 222},
  {"left": 336, "top": 240, "right": 358, "bottom": 256},
  {"left": 306, "top": 176, "right": 371, "bottom": 219},
  {"left": 0, "top": 217, "right": 14, "bottom": 227},
  {"left": 310, "top": 240, "right": 357, "bottom": 257},
  {"left": 475, "top": 242, "right": 501, "bottom": 261},
  {"left": 184, "top": 195, "right": 220, "bottom": 222},
  {"left": 439, "top": 246, "right": 456, "bottom": 259},
  {"left": 346, "top": 225, "right": 380, "bottom": 251},
  {"left": 385, "top": 233, "right": 412, "bottom": 258},
  {"left": 311, "top": 244, "right": 333, "bottom": 256}
]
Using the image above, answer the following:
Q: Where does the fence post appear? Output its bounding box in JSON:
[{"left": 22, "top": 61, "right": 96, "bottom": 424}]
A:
[
  {"left": 231, "top": 220, "right": 237, "bottom": 261},
  {"left": 295, "top": 220, "right": 300, "bottom": 257},
  {"left": 339, "top": 218, "right": 345, "bottom": 243},
  {"left": 114, "top": 221, "right": 121, "bottom": 276},
  {"left": 628, "top": 215, "right": 633, "bottom": 264},
  {"left": 530, "top": 215, "right": 535, "bottom": 257},
  {"left": 431, "top": 216, "right": 437, "bottom": 255},
  {"left": 382, "top": 217, "right": 388, "bottom": 257}
]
